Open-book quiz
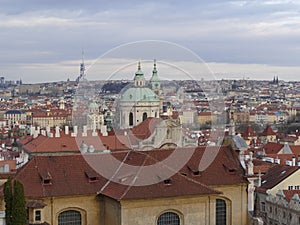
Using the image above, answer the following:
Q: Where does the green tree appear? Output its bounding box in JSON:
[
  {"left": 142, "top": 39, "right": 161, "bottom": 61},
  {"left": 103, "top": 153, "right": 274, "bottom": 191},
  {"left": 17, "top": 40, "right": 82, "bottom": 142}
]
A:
[
  {"left": 4, "top": 177, "right": 13, "bottom": 225},
  {"left": 11, "top": 180, "right": 27, "bottom": 225}
]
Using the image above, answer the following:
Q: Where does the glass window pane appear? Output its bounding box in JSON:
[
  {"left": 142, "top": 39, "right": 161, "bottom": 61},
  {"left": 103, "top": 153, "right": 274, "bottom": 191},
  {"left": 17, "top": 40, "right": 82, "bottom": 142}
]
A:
[
  {"left": 58, "top": 210, "right": 82, "bottom": 225},
  {"left": 216, "top": 199, "right": 226, "bottom": 225},
  {"left": 157, "top": 212, "right": 180, "bottom": 225}
]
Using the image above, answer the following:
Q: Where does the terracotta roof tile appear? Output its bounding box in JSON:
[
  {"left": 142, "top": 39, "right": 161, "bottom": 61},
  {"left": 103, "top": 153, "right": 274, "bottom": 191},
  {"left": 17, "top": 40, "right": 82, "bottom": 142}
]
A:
[
  {"left": 263, "top": 142, "right": 284, "bottom": 154},
  {"left": 11, "top": 145, "right": 247, "bottom": 200},
  {"left": 260, "top": 124, "right": 276, "bottom": 136},
  {"left": 100, "top": 146, "right": 247, "bottom": 199},
  {"left": 14, "top": 155, "right": 105, "bottom": 198},
  {"left": 131, "top": 117, "right": 161, "bottom": 140},
  {"left": 283, "top": 190, "right": 300, "bottom": 202},
  {"left": 259, "top": 164, "right": 298, "bottom": 191},
  {"left": 241, "top": 125, "right": 256, "bottom": 138}
]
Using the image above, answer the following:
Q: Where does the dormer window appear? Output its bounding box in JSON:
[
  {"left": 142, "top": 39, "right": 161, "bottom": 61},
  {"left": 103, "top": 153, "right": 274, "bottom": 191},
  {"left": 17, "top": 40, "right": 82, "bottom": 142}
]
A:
[
  {"left": 85, "top": 170, "right": 99, "bottom": 183},
  {"left": 39, "top": 171, "right": 52, "bottom": 185},
  {"left": 26, "top": 200, "right": 47, "bottom": 224},
  {"left": 223, "top": 164, "right": 237, "bottom": 174},
  {"left": 164, "top": 179, "right": 171, "bottom": 185},
  {"left": 187, "top": 165, "right": 200, "bottom": 176},
  {"left": 192, "top": 171, "right": 200, "bottom": 176},
  {"left": 43, "top": 179, "right": 52, "bottom": 185}
]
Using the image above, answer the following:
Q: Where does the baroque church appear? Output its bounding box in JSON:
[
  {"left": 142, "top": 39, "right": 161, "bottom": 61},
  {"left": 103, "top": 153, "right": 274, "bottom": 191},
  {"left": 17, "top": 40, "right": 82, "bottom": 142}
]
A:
[{"left": 118, "top": 61, "right": 161, "bottom": 129}]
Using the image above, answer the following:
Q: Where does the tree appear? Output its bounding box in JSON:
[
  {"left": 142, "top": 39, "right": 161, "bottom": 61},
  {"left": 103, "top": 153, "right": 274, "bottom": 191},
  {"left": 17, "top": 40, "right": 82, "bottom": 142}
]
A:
[
  {"left": 11, "top": 180, "right": 27, "bottom": 225},
  {"left": 4, "top": 177, "right": 13, "bottom": 225}
]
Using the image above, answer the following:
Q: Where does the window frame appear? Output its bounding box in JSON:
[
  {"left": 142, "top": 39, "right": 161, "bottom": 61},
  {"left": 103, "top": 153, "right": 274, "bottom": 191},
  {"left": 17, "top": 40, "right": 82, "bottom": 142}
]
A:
[
  {"left": 216, "top": 198, "right": 227, "bottom": 225},
  {"left": 157, "top": 210, "right": 181, "bottom": 225},
  {"left": 35, "top": 209, "right": 41, "bottom": 222},
  {"left": 58, "top": 209, "right": 82, "bottom": 225}
]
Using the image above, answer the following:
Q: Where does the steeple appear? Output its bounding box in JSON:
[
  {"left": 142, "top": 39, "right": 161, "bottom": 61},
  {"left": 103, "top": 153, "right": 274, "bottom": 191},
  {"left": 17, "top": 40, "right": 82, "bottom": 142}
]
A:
[
  {"left": 80, "top": 50, "right": 85, "bottom": 79},
  {"left": 150, "top": 59, "right": 161, "bottom": 91},
  {"left": 134, "top": 61, "right": 145, "bottom": 87},
  {"left": 76, "top": 50, "right": 86, "bottom": 83}
]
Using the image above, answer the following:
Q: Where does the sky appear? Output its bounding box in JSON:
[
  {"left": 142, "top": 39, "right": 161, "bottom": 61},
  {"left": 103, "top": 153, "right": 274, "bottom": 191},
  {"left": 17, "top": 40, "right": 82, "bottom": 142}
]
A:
[{"left": 1, "top": 0, "right": 300, "bottom": 83}]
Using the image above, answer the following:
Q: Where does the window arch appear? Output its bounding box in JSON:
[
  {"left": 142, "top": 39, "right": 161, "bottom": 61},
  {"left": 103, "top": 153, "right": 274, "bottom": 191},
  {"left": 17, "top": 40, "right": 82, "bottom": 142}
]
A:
[
  {"left": 216, "top": 199, "right": 226, "bottom": 225},
  {"left": 129, "top": 112, "right": 133, "bottom": 126},
  {"left": 58, "top": 210, "right": 82, "bottom": 225},
  {"left": 143, "top": 112, "right": 147, "bottom": 121},
  {"left": 157, "top": 211, "right": 180, "bottom": 225}
]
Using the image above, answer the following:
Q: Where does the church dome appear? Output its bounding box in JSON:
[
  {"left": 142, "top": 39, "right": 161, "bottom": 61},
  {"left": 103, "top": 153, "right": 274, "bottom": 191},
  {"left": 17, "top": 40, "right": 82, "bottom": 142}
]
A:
[
  {"left": 89, "top": 102, "right": 98, "bottom": 109},
  {"left": 120, "top": 87, "right": 159, "bottom": 102}
]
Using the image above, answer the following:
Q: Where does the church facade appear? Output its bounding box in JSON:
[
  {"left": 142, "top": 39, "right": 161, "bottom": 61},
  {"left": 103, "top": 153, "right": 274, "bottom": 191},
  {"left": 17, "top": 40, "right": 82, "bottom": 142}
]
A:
[{"left": 118, "top": 61, "right": 161, "bottom": 129}]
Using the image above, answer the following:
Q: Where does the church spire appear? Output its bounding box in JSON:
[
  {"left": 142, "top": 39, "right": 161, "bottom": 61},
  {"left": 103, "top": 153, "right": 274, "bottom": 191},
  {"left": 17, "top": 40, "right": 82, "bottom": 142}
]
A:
[
  {"left": 134, "top": 61, "right": 145, "bottom": 87},
  {"left": 150, "top": 59, "right": 160, "bottom": 91}
]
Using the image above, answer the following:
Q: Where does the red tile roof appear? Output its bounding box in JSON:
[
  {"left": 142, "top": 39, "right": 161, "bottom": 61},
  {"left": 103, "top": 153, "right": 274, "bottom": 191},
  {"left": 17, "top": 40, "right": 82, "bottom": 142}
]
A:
[
  {"left": 283, "top": 190, "right": 300, "bottom": 202},
  {"left": 100, "top": 146, "right": 247, "bottom": 200},
  {"left": 290, "top": 146, "right": 300, "bottom": 156},
  {"left": 21, "top": 131, "right": 133, "bottom": 154},
  {"left": 258, "top": 164, "right": 298, "bottom": 192},
  {"left": 13, "top": 155, "right": 104, "bottom": 198},
  {"left": 131, "top": 117, "right": 161, "bottom": 140},
  {"left": 263, "top": 142, "right": 284, "bottom": 154},
  {"left": 260, "top": 124, "right": 276, "bottom": 136},
  {"left": 6, "top": 145, "right": 247, "bottom": 200},
  {"left": 241, "top": 125, "right": 256, "bottom": 138},
  {"left": 252, "top": 159, "right": 277, "bottom": 174},
  {"left": 22, "top": 133, "right": 80, "bottom": 154}
]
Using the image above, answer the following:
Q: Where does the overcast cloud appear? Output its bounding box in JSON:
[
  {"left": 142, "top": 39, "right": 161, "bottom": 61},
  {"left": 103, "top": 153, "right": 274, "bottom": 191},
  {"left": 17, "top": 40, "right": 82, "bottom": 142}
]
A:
[{"left": 0, "top": 0, "right": 300, "bottom": 83}]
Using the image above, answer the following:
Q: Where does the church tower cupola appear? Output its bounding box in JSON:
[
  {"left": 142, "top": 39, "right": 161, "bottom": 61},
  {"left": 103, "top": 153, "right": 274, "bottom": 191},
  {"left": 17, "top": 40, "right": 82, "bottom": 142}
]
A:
[
  {"left": 134, "top": 61, "right": 145, "bottom": 87},
  {"left": 150, "top": 59, "right": 161, "bottom": 95}
]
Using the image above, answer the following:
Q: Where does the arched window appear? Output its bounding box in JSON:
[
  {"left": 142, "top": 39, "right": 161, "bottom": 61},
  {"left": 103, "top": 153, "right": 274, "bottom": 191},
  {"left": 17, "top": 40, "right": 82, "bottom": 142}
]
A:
[
  {"left": 157, "top": 211, "right": 180, "bottom": 225},
  {"left": 129, "top": 112, "right": 133, "bottom": 126},
  {"left": 143, "top": 112, "right": 147, "bottom": 121},
  {"left": 216, "top": 199, "right": 226, "bottom": 225},
  {"left": 58, "top": 210, "right": 82, "bottom": 225}
]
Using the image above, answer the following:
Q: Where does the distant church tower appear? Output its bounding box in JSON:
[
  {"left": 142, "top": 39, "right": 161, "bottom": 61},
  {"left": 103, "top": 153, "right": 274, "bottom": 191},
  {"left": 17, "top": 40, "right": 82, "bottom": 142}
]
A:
[
  {"left": 118, "top": 61, "right": 160, "bottom": 129},
  {"left": 150, "top": 60, "right": 163, "bottom": 115},
  {"left": 12, "top": 88, "right": 18, "bottom": 105},
  {"left": 150, "top": 60, "right": 161, "bottom": 95},
  {"left": 76, "top": 51, "right": 86, "bottom": 82}
]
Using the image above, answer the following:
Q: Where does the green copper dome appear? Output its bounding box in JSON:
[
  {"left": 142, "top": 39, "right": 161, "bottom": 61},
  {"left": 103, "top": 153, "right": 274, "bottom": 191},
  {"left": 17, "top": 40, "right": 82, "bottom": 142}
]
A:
[
  {"left": 89, "top": 102, "right": 98, "bottom": 109},
  {"left": 120, "top": 87, "right": 159, "bottom": 102}
]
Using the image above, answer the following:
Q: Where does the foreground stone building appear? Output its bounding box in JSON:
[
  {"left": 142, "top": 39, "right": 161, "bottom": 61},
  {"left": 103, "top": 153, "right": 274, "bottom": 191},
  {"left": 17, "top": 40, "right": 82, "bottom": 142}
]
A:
[{"left": 0, "top": 145, "right": 249, "bottom": 225}]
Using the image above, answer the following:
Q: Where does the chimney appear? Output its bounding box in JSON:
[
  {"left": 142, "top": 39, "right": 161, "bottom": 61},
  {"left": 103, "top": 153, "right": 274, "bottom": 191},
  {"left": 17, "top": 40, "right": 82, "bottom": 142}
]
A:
[
  {"left": 33, "top": 130, "right": 38, "bottom": 138},
  {"left": 41, "top": 130, "right": 46, "bottom": 136},
  {"left": 30, "top": 126, "right": 35, "bottom": 136},
  {"left": 46, "top": 126, "right": 50, "bottom": 134},
  {"left": 82, "top": 125, "right": 87, "bottom": 137},
  {"left": 101, "top": 125, "right": 108, "bottom": 136},
  {"left": 71, "top": 126, "right": 78, "bottom": 137},
  {"left": 292, "top": 156, "right": 296, "bottom": 166},
  {"left": 92, "top": 130, "right": 98, "bottom": 137},
  {"left": 92, "top": 122, "right": 97, "bottom": 136},
  {"left": 55, "top": 126, "right": 60, "bottom": 138},
  {"left": 74, "top": 125, "right": 78, "bottom": 134},
  {"left": 65, "top": 126, "right": 69, "bottom": 135},
  {"left": 275, "top": 156, "right": 280, "bottom": 164}
]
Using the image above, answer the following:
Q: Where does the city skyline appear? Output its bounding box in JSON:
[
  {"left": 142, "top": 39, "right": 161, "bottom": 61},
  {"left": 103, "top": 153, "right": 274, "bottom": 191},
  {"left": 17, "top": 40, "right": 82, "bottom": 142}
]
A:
[{"left": 1, "top": 0, "right": 300, "bottom": 83}]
